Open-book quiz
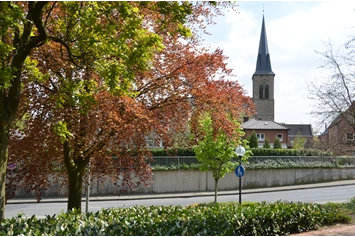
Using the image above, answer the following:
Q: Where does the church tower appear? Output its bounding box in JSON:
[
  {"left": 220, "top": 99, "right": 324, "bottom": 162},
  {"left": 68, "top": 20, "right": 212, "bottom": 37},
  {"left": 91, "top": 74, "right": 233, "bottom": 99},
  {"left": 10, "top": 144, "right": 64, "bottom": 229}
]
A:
[{"left": 252, "top": 15, "right": 275, "bottom": 121}]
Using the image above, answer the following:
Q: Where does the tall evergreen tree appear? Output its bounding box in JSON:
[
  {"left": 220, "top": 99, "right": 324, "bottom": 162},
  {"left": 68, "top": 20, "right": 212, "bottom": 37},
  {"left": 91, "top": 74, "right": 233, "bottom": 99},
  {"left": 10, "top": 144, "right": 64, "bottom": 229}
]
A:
[{"left": 249, "top": 131, "right": 258, "bottom": 148}]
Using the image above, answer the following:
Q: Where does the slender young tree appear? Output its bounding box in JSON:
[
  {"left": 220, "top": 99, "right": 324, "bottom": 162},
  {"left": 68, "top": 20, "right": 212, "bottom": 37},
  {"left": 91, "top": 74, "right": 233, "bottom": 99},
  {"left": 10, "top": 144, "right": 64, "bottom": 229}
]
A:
[{"left": 194, "top": 113, "right": 248, "bottom": 203}]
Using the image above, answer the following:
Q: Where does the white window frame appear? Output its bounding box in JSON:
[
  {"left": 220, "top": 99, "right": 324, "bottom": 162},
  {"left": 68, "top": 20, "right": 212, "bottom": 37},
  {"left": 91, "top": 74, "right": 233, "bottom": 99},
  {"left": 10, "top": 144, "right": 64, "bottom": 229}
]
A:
[
  {"left": 276, "top": 133, "right": 283, "bottom": 142},
  {"left": 346, "top": 133, "right": 354, "bottom": 141},
  {"left": 146, "top": 138, "right": 155, "bottom": 147},
  {"left": 256, "top": 133, "right": 265, "bottom": 141}
]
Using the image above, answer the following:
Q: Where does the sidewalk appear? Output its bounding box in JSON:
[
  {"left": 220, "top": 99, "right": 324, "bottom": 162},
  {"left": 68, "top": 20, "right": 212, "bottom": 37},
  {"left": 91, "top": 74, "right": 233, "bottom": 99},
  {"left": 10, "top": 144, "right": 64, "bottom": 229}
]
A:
[{"left": 6, "top": 179, "right": 355, "bottom": 204}]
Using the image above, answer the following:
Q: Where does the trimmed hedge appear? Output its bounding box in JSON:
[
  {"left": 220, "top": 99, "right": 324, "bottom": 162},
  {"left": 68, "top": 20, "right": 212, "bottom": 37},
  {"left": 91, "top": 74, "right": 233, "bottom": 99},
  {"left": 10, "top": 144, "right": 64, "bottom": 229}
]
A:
[
  {"left": 151, "top": 159, "right": 345, "bottom": 171},
  {"left": 150, "top": 148, "right": 332, "bottom": 157},
  {"left": 0, "top": 202, "right": 350, "bottom": 236},
  {"left": 250, "top": 148, "right": 332, "bottom": 157},
  {"left": 150, "top": 148, "right": 195, "bottom": 156}
]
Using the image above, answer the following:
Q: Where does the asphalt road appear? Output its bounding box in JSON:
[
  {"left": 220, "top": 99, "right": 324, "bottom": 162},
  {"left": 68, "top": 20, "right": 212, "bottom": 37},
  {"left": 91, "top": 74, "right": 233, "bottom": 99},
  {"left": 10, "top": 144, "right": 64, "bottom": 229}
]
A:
[{"left": 5, "top": 184, "right": 355, "bottom": 219}]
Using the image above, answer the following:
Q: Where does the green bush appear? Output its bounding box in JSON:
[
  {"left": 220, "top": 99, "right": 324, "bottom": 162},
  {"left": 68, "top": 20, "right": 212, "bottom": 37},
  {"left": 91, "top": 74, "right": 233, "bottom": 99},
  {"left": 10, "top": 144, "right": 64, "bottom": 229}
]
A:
[
  {"left": 150, "top": 147, "right": 195, "bottom": 156},
  {"left": 273, "top": 138, "right": 282, "bottom": 149},
  {"left": 0, "top": 201, "right": 350, "bottom": 236},
  {"left": 248, "top": 131, "right": 258, "bottom": 148},
  {"left": 263, "top": 138, "right": 271, "bottom": 148},
  {"left": 151, "top": 159, "right": 345, "bottom": 171},
  {"left": 250, "top": 148, "right": 332, "bottom": 156},
  {"left": 150, "top": 147, "right": 332, "bottom": 157}
]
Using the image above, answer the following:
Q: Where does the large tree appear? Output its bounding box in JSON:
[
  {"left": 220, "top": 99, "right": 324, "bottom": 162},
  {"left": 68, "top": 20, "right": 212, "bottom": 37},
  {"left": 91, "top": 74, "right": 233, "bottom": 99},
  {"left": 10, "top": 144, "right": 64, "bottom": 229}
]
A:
[
  {"left": 308, "top": 38, "right": 355, "bottom": 153},
  {"left": 308, "top": 39, "right": 355, "bottom": 130},
  {"left": 7, "top": 2, "right": 246, "bottom": 213},
  {"left": 1, "top": 1, "right": 223, "bottom": 218}
]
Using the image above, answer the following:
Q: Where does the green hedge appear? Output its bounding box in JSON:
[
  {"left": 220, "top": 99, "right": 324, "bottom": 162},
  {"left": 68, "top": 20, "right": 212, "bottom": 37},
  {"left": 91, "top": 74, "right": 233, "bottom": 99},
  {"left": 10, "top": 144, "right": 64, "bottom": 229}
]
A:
[
  {"left": 150, "top": 148, "right": 332, "bottom": 157},
  {"left": 250, "top": 148, "right": 332, "bottom": 157},
  {"left": 150, "top": 148, "right": 195, "bottom": 156},
  {"left": 151, "top": 159, "right": 344, "bottom": 171},
  {"left": 0, "top": 202, "right": 350, "bottom": 236}
]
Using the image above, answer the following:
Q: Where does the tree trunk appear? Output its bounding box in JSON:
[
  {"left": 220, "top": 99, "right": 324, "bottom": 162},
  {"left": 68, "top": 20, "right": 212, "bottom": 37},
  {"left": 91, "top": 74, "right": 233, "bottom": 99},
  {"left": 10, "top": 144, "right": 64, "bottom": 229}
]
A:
[
  {"left": 0, "top": 127, "right": 9, "bottom": 220},
  {"left": 214, "top": 178, "right": 219, "bottom": 203},
  {"left": 67, "top": 167, "right": 84, "bottom": 211},
  {"left": 63, "top": 141, "right": 87, "bottom": 212}
]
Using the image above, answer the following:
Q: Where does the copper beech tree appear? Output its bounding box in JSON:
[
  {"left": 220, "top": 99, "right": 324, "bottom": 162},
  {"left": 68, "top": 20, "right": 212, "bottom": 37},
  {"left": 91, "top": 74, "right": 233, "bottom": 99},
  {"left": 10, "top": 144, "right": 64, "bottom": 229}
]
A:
[
  {"left": 0, "top": 1, "right": 211, "bottom": 217},
  {"left": 7, "top": 2, "right": 253, "bottom": 212}
]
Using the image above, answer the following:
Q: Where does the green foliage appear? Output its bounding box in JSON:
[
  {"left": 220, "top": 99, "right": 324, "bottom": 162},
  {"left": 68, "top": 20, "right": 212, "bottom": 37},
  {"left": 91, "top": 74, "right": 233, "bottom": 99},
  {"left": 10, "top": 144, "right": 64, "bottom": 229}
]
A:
[
  {"left": 0, "top": 202, "right": 351, "bottom": 235},
  {"left": 248, "top": 131, "right": 258, "bottom": 148},
  {"left": 263, "top": 138, "right": 271, "bottom": 148},
  {"left": 244, "top": 159, "right": 341, "bottom": 170},
  {"left": 193, "top": 112, "right": 247, "bottom": 202},
  {"left": 150, "top": 147, "right": 195, "bottom": 156},
  {"left": 193, "top": 113, "right": 245, "bottom": 181},
  {"left": 250, "top": 148, "right": 332, "bottom": 156},
  {"left": 152, "top": 163, "right": 201, "bottom": 171},
  {"left": 0, "top": 2, "right": 23, "bottom": 91},
  {"left": 293, "top": 132, "right": 307, "bottom": 149},
  {"left": 150, "top": 147, "right": 332, "bottom": 157},
  {"left": 53, "top": 121, "right": 74, "bottom": 143},
  {"left": 344, "top": 197, "right": 355, "bottom": 213},
  {"left": 273, "top": 138, "right": 282, "bottom": 149},
  {"left": 151, "top": 159, "right": 345, "bottom": 171}
]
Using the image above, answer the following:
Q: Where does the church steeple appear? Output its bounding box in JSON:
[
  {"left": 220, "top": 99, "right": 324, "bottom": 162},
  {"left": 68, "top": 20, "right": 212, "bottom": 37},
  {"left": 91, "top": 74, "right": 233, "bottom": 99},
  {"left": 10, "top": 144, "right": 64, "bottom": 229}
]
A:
[
  {"left": 251, "top": 15, "right": 275, "bottom": 121},
  {"left": 254, "top": 15, "right": 274, "bottom": 76}
]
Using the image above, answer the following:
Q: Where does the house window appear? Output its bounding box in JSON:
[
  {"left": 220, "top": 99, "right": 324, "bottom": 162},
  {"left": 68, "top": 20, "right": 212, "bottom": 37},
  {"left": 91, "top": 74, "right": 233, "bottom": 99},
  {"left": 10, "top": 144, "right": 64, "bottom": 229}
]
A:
[
  {"left": 256, "top": 133, "right": 265, "bottom": 141},
  {"left": 265, "top": 85, "right": 269, "bottom": 99},
  {"left": 259, "top": 85, "right": 264, "bottom": 99},
  {"left": 276, "top": 133, "right": 283, "bottom": 142},
  {"left": 146, "top": 138, "right": 155, "bottom": 147},
  {"left": 346, "top": 133, "right": 354, "bottom": 140}
]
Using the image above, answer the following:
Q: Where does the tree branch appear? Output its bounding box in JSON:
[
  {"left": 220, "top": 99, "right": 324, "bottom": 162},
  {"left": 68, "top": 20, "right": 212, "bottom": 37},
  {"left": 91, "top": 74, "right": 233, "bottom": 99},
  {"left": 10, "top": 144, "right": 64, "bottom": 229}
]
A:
[
  {"left": 44, "top": 1, "right": 58, "bottom": 28},
  {"left": 49, "top": 36, "right": 79, "bottom": 67}
]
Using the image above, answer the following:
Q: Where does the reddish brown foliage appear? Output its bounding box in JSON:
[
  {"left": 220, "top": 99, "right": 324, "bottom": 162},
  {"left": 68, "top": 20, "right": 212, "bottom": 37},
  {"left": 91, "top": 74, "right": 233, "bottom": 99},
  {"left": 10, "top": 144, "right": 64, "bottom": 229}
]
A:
[{"left": 6, "top": 2, "right": 254, "bottom": 210}]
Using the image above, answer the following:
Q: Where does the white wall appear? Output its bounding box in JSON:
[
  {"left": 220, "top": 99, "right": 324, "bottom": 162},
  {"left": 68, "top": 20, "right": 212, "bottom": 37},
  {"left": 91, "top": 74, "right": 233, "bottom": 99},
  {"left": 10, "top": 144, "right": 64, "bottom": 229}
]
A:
[{"left": 9, "top": 168, "right": 355, "bottom": 198}]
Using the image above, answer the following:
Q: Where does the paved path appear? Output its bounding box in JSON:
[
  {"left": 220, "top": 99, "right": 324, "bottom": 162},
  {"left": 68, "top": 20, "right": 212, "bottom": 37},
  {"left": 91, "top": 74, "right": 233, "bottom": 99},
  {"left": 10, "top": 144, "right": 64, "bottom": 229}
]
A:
[{"left": 291, "top": 223, "right": 355, "bottom": 236}]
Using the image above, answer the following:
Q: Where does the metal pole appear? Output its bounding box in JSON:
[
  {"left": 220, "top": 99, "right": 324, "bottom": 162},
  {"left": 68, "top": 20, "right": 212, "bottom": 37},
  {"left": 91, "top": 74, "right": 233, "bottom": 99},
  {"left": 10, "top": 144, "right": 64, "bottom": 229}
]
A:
[
  {"left": 239, "top": 156, "right": 242, "bottom": 204},
  {"left": 85, "top": 162, "right": 91, "bottom": 213}
]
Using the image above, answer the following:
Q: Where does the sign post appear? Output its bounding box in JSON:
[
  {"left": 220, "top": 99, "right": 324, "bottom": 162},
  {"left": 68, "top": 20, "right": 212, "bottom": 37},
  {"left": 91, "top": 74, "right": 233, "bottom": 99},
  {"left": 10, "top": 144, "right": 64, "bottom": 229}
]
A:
[
  {"left": 235, "top": 164, "right": 245, "bottom": 204},
  {"left": 85, "top": 162, "right": 91, "bottom": 213},
  {"left": 235, "top": 146, "right": 245, "bottom": 204}
]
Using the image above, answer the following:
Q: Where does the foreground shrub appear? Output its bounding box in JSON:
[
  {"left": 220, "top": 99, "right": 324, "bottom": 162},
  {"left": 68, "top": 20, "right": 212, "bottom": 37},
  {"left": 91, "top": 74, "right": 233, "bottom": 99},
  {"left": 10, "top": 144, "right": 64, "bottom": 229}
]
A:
[{"left": 0, "top": 201, "right": 351, "bottom": 236}]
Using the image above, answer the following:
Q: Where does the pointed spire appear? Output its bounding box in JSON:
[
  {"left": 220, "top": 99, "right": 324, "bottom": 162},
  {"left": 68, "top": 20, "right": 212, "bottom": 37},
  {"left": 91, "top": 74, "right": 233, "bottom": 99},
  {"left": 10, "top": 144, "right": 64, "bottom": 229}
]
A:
[{"left": 254, "top": 15, "right": 274, "bottom": 75}]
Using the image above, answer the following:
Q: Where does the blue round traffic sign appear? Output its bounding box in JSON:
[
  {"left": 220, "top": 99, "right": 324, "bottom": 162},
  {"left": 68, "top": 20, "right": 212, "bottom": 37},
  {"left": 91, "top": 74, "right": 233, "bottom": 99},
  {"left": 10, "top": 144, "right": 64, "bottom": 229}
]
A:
[
  {"left": 7, "top": 162, "right": 17, "bottom": 170},
  {"left": 235, "top": 165, "right": 245, "bottom": 178}
]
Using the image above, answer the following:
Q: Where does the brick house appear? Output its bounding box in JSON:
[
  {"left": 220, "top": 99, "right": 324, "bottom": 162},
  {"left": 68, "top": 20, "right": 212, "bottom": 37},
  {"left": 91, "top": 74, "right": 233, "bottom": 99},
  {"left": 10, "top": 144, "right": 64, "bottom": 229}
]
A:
[
  {"left": 242, "top": 118, "right": 289, "bottom": 148},
  {"left": 319, "top": 103, "right": 355, "bottom": 155}
]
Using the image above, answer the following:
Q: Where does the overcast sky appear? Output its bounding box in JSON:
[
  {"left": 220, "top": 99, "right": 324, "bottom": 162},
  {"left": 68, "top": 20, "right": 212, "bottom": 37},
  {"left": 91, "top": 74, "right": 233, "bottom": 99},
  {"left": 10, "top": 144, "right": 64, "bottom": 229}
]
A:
[{"left": 204, "top": 1, "right": 355, "bottom": 133}]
